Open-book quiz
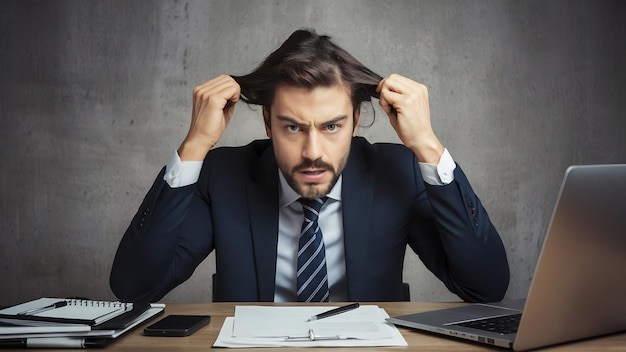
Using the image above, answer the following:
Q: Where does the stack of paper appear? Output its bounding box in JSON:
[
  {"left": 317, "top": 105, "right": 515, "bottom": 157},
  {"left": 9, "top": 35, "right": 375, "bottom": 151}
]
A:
[
  {"left": 214, "top": 305, "right": 407, "bottom": 347},
  {"left": 0, "top": 298, "right": 165, "bottom": 348}
]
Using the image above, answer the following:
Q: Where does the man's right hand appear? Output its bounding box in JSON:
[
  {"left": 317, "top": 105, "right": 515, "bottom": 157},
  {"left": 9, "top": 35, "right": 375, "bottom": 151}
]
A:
[{"left": 177, "top": 75, "right": 241, "bottom": 161}]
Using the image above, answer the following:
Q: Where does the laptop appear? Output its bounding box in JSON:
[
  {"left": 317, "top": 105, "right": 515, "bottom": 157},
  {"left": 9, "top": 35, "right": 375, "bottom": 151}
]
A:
[{"left": 387, "top": 164, "right": 626, "bottom": 351}]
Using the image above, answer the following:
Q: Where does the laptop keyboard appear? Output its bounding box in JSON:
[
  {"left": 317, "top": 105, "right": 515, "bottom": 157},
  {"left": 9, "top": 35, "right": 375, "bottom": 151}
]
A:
[{"left": 454, "top": 313, "right": 522, "bottom": 335}]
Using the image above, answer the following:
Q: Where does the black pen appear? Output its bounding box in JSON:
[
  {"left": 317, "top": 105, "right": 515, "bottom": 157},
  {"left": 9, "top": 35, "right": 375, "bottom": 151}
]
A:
[
  {"left": 18, "top": 301, "right": 68, "bottom": 316},
  {"left": 306, "top": 303, "right": 360, "bottom": 322}
]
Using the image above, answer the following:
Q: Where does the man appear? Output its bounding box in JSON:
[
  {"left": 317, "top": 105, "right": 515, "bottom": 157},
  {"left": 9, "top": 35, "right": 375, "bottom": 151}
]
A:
[{"left": 110, "top": 29, "right": 509, "bottom": 303}]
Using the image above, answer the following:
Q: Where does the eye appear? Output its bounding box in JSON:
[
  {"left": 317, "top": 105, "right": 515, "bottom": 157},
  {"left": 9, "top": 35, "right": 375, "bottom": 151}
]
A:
[
  {"left": 325, "top": 124, "right": 340, "bottom": 133},
  {"left": 287, "top": 125, "right": 300, "bottom": 133}
]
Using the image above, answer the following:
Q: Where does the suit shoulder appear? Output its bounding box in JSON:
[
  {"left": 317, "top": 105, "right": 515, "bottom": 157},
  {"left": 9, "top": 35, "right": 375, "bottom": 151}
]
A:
[
  {"left": 197, "top": 139, "right": 272, "bottom": 191},
  {"left": 352, "top": 137, "right": 415, "bottom": 161},
  {"left": 204, "top": 139, "right": 272, "bottom": 162}
]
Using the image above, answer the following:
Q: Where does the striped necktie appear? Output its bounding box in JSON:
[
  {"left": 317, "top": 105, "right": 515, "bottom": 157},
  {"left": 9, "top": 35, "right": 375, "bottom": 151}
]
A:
[{"left": 296, "top": 197, "right": 329, "bottom": 302}]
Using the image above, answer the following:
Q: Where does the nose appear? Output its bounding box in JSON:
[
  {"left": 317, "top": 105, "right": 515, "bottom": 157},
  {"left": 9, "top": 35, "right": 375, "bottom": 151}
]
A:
[{"left": 302, "top": 130, "right": 323, "bottom": 161}]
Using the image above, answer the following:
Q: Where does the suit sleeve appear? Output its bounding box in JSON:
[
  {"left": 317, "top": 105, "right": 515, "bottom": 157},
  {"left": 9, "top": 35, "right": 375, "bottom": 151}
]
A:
[
  {"left": 408, "top": 162, "right": 510, "bottom": 303},
  {"left": 109, "top": 167, "right": 214, "bottom": 303}
]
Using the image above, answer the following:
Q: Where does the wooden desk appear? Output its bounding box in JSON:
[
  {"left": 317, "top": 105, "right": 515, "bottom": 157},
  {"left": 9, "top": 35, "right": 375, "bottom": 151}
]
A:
[{"left": 6, "top": 302, "right": 626, "bottom": 351}]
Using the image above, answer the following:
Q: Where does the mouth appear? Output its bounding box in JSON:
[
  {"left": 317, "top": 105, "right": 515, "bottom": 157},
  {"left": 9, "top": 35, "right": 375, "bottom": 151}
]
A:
[{"left": 298, "top": 169, "right": 328, "bottom": 182}]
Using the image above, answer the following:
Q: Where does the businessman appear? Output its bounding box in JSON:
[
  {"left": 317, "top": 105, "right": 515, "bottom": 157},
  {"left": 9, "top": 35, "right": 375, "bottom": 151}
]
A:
[{"left": 110, "top": 29, "right": 509, "bottom": 303}]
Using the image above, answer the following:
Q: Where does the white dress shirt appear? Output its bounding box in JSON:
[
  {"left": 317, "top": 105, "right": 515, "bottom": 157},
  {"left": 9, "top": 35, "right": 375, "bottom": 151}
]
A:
[
  {"left": 163, "top": 146, "right": 456, "bottom": 301},
  {"left": 275, "top": 172, "right": 347, "bottom": 301}
]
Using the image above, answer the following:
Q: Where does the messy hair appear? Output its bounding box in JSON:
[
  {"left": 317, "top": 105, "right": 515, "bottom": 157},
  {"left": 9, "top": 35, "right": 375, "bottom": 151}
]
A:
[{"left": 231, "top": 29, "right": 382, "bottom": 113}]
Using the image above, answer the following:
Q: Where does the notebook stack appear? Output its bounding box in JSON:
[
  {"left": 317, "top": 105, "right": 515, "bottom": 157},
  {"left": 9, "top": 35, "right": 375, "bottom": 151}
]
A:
[{"left": 0, "top": 297, "right": 164, "bottom": 348}]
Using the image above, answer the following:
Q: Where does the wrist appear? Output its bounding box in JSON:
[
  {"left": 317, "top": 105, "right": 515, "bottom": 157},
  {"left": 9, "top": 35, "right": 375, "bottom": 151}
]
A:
[
  {"left": 409, "top": 137, "right": 445, "bottom": 164},
  {"left": 178, "top": 137, "right": 214, "bottom": 161}
]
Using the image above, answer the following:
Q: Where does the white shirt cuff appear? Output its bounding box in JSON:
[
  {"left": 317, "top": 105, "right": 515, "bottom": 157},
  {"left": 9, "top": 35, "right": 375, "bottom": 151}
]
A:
[
  {"left": 418, "top": 148, "right": 456, "bottom": 186},
  {"left": 163, "top": 151, "right": 203, "bottom": 188}
]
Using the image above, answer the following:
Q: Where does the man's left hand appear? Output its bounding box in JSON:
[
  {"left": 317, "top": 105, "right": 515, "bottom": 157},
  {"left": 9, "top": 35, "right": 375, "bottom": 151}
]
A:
[{"left": 377, "top": 74, "right": 444, "bottom": 164}]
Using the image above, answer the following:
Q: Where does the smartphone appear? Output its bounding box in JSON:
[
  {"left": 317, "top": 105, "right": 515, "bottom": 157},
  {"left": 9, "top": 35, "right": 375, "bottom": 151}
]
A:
[{"left": 143, "top": 315, "right": 211, "bottom": 337}]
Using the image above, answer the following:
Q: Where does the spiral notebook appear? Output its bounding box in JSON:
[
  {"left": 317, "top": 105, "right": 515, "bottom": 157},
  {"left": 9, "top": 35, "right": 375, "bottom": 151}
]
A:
[{"left": 0, "top": 298, "right": 133, "bottom": 326}]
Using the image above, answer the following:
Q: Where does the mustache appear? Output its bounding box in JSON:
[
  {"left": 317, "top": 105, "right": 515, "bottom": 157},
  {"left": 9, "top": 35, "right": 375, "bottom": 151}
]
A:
[{"left": 292, "top": 159, "right": 334, "bottom": 173}]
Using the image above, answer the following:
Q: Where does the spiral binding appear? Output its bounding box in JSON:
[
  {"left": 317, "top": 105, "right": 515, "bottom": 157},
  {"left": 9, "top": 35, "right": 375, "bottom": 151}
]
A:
[{"left": 64, "top": 299, "right": 133, "bottom": 309}]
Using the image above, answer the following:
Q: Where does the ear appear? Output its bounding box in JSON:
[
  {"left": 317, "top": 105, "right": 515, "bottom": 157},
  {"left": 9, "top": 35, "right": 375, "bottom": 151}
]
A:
[
  {"left": 263, "top": 107, "right": 271, "bottom": 138},
  {"left": 352, "top": 105, "right": 361, "bottom": 137}
]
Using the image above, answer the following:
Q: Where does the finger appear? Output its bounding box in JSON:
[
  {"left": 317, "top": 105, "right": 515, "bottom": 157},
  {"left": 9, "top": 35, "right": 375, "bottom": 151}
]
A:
[
  {"left": 195, "top": 76, "right": 240, "bottom": 100},
  {"left": 193, "top": 78, "right": 241, "bottom": 110},
  {"left": 378, "top": 91, "right": 401, "bottom": 118},
  {"left": 380, "top": 78, "right": 428, "bottom": 110},
  {"left": 377, "top": 77, "right": 402, "bottom": 114},
  {"left": 378, "top": 86, "right": 404, "bottom": 108},
  {"left": 375, "top": 76, "right": 386, "bottom": 93},
  {"left": 379, "top": 74, "right": 420, "bottom": 95},
  {"left": 196, "top": 82, "right": 237, "bottom": 105},
  {"left": 378, "top": 95, "right": 391, "bottom": 114},
  {"left": 377, "top": 74, "right": 404, "bottom": 93},
  {"left": 193, "top": 75, "right": 231, "bottom": 95}
]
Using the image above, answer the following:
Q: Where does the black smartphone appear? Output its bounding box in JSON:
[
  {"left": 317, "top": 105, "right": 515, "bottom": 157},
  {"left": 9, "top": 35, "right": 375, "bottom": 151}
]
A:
[{"left": 143, "top": 315, "right": 211, "bottom": 337}]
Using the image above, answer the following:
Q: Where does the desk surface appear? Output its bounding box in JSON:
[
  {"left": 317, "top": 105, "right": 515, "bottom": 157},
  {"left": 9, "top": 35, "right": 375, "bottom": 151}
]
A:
[{"left": 7, "top": 302, "right": 626, "bottom": 351}]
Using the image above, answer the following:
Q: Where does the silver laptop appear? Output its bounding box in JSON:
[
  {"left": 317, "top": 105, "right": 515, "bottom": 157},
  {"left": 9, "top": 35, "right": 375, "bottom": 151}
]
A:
[{"left": 387, "top": 164, "right": 626, "bottom": 351}]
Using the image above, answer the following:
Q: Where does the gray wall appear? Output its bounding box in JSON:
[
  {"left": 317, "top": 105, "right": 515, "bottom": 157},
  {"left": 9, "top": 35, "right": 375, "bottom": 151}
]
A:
[{"left": 1, "top": 0, "right": 624, "bottom": 306}]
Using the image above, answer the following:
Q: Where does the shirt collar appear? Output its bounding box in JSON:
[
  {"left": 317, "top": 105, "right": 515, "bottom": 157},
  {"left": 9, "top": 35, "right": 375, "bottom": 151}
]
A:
[{"left": 278, "top": 170, "right": 342, "bottom": 208}]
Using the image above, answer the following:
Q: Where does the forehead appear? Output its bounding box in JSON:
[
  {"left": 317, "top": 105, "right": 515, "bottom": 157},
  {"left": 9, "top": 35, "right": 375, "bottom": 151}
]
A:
[{"left": 270, "top": 84, "right": 352, "bottom": 118}]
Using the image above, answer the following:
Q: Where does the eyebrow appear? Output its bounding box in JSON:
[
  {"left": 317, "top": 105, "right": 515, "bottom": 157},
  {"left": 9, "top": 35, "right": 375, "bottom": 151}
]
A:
[{"left": 275, "top": 114, "right": 348, "bottom": 127}]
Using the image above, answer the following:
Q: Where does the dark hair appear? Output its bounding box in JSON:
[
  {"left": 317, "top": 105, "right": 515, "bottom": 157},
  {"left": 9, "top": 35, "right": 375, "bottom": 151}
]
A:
[{"left": 231, "top": 29, "right": 382, "bottom": 112}]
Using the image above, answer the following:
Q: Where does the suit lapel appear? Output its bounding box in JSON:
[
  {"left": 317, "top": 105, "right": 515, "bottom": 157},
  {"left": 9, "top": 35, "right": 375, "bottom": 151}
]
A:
[
  {"left": 246, "top": 143, "right": 280, "bottom": 301},
  {"left": 341, "top": 138, "right": 376, "bottom": 299},
  {"left": 244, "top": 138, "right": 376, "bottom": 301}
]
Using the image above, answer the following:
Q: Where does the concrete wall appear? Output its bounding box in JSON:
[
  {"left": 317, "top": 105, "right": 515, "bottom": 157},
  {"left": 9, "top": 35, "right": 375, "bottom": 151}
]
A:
[{"left": 1, "top": 0, "right": 624, "bottom": 306}]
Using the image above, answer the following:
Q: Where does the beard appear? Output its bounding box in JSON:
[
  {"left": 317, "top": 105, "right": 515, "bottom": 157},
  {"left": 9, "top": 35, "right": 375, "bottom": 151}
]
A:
[{"left": 282, "top": 157, "right": 347, "bottom": 199}]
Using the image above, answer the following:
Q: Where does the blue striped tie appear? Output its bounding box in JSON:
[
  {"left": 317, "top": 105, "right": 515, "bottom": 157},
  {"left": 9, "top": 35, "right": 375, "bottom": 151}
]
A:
[{"left": 296, "top": 197, "right": 329, "bottom": 302}]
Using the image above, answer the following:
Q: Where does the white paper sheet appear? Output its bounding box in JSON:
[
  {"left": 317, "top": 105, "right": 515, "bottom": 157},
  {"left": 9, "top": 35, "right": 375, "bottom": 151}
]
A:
[{"left": 214, "top": 305, "right": 407, "bottom": 348}]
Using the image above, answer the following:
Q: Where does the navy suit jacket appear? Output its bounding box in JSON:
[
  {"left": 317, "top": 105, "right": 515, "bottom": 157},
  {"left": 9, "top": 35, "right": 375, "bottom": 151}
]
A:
[{"left": 110, "top": 137, "right": 509, "bottom": 303}]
